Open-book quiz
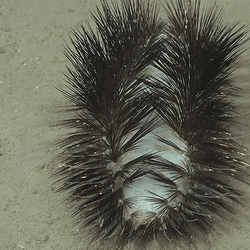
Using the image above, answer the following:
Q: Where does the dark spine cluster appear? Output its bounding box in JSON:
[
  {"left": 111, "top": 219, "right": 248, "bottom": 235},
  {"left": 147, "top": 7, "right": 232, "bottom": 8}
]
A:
[{"left": 55, "top": 0, "right": 249, "bottom": 248}]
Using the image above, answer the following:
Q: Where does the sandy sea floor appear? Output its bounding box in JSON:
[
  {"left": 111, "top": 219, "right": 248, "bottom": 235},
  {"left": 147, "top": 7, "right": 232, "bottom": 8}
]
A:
[{"left": 1, "top": 0, "right": 250, "bottom": 249}]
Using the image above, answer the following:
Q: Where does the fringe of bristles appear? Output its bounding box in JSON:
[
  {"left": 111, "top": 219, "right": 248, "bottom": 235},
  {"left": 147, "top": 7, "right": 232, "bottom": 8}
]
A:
[{"left": 54, "top": 0, "right": 249, "bottom": 248}]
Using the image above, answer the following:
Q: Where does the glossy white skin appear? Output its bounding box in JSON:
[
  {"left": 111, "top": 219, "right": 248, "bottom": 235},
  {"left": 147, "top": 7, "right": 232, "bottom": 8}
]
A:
[{"left": 121, "top": 122, "right": 187, "bottom": 217}]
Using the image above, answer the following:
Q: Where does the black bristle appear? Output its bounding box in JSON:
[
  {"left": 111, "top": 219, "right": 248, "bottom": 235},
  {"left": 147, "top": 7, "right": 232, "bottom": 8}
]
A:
[{"left": 54, "top": 0, "right": 249, "bottom": 249}]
